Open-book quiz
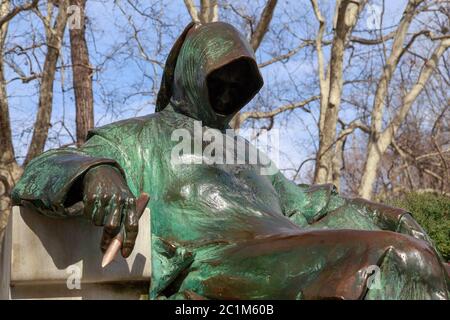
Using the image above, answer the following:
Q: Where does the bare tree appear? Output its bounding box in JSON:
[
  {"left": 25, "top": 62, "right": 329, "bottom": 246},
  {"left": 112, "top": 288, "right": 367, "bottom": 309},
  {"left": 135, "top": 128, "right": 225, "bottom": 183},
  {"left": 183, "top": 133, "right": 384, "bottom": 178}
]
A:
[
  {"left": 310, "top": 0, "right": 367, "bottom": 187},
  {"left": 358, "top": 0, "right": 450, "bottom": 198},
  {"left": 184, "top": 0, "right": 219, "bottom": 23},
  {"left": 183, "top": 0, "right": 301, "bottom": 131},
  {"left": 0, "top": 0, "right": 70, "bottom": 241},
  {"left": 249, "top": 0, "right": 277, "bottom": 51},
  {"left": 69, "top": 0, "right": 94, "bottom": 146},
  {"left": 0, "top": 0, "right": 39, "bottom": 240},
  {"left": 2, "top": 1, "right": 446, "bottom": 244},
  {"left": 369, "top": 65, "right": 450, "bottom": 199},
  {"left": 183, "top": 0, "right": 278, "bottom": 50},
  {"left": 25, "top": 0, "right": 70, "bottom": 165}
]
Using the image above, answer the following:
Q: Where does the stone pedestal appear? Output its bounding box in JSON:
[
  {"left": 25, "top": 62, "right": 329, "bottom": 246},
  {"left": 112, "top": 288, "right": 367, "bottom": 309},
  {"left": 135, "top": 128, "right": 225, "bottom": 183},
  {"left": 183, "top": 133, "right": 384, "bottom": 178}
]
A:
[{"left": 0, "top": 206, "right": 151, "bottom": 300}]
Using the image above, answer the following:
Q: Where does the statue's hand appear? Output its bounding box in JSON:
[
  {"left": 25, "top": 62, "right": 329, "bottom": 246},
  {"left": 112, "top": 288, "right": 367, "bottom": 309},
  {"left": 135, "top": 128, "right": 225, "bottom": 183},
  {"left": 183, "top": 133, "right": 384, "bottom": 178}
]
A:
[
  {"left": 82, "top": 165, "right": 138, "bottom": 258},
  {"left": 397, "top": 213, "right": 433, "bottom": 244}
]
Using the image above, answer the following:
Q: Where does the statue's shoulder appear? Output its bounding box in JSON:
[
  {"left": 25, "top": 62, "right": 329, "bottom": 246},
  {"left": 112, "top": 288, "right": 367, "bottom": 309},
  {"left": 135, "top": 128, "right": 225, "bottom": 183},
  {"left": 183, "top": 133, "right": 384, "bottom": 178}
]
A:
[{"left": 86, "top": 113, "right": 162, "bottom": 142}]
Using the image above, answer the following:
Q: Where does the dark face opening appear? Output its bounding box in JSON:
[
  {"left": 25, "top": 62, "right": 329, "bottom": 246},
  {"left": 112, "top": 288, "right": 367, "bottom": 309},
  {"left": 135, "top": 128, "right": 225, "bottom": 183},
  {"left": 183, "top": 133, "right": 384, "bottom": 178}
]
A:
[{"left": 207, "top": 58, "right": 262, "bottom": 116}]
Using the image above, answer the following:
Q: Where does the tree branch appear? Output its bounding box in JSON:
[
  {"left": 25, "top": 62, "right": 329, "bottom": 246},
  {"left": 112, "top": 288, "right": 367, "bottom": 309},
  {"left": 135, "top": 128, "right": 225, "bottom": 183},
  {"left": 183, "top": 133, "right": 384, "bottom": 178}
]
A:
[
  {"left": 381, "top": 38, "right": 450, "bottom": 144},
  {"left": 258, "top": 40, "right": 315, "bottom": 68},
  {"left": 350, "top": 31, "right": 396, "bottom": 45},
  {"left": 25, "top": 0, "right": 69, "bottom": 165},
  {"left": 370, "top": 0, "right": 425, "bottom": 135},
  {"left": 0, "top": 0, "right": 38, "bottom": 27},
  {"left": 336, "top": 120, "right": 371, "bottom": 140},
  {"left": 200, "top": 0, "right": 218, "bottom": 23},
  {"left": 184, "top": 0, "right": 200, "bottom": 23},
  {"left": 239, "top": 95, "right": 320, "bottom": 124},
  {"left": 250, "top": 0, "right": 278, "bottom": 51},
  {"left": 310, "top": 0, "right": 328, "bottom": 134}
]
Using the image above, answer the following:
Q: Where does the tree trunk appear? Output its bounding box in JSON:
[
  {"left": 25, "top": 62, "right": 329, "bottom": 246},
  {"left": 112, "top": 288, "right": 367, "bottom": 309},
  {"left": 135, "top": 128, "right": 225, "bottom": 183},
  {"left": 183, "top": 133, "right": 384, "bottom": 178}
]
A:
[
  {"left": 358, "top": 38, "right": 450, "bottom": 199},
  {"left": 0, "top": 0, "right": 23, "bottom": 244},
  {"left": 69, "top": 0, "right": 94, "bottom": 146},
  {"left": 0, "top": 0, "right": 12, "bottom": 242},
  {"left": 313, "top": 0, "right": 366, "bottom": 185},
  {"left": 0, "top": 1, "right": 13, "bottom": 168},
  {"left": 24, "top": 0, "right": 69, "bottom": 165},
  {"left": 250, "top": 0, "right": 278, "bottom": 51},
  {"left": 0, "top": 163, "right": 22, "bottom": 243},
  {"left": 359, "top": 138, "right": 387, "bottom": 199},
  {"left": 200, "top": 0, "right": 218, "bottom": 23}
]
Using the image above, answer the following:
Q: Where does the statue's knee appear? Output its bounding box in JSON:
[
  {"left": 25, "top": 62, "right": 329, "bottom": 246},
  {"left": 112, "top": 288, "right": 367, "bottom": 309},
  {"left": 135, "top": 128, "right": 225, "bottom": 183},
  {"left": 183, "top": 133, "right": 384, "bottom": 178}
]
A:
[{"left": 384, "top": 233, "right": 441, "bottom": 275}]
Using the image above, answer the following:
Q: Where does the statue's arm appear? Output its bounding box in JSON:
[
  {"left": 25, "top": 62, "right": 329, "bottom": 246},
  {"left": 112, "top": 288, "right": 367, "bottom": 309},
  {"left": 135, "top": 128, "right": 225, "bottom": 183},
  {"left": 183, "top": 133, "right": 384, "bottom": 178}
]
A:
[
  {"left": 270, "top": 171, "right": 339, "bottom": 227},
  {"left": 270, "top": 171, "right": 432, "bottom": 243},
  {"left": 342, "top": 197, "right": 433, "bottom": 243},
  {"left": 11, "top": 134, "right": 136, "bottom": 218}
]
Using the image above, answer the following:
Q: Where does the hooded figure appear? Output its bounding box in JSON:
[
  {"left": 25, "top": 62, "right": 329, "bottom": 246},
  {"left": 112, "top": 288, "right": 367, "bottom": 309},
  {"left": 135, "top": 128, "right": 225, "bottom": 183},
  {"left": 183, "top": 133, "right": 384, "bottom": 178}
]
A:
[
  {"left": 13, "top": 22, "right": 449, "bottom": 300},
  {"left": 156, "top": 22, "right": 263, "bottom": 130}
]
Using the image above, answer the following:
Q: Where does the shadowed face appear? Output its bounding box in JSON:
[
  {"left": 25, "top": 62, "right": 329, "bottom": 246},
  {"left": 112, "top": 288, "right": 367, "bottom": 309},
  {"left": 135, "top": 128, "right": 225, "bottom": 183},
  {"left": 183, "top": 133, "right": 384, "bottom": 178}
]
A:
[
  {"left": 207, "top": 58, "right": 260, "bottom": 116},
  {"left": 159, "top": 22, "right": 263, "bottom": 129}
]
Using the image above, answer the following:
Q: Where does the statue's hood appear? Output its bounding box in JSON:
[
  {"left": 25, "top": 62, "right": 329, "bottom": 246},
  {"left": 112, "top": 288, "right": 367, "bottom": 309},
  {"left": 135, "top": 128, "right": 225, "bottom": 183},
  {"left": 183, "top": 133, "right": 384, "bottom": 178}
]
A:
[{"left": 156, "top": 22, "right": 264, "bottom": 129}]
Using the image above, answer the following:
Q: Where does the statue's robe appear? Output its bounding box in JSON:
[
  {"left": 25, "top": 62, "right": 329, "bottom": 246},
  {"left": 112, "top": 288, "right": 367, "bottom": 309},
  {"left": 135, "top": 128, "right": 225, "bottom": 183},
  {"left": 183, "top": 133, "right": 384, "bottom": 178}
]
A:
[{"left": 12, "top": 22, "right": 449, "bottom": 300}]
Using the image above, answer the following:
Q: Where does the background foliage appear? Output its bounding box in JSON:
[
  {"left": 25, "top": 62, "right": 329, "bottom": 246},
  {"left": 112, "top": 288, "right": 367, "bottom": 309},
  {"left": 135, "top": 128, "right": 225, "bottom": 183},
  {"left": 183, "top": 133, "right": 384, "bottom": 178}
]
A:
[{"left": 388, "top": 192, "right": 450, "bottom": 261}]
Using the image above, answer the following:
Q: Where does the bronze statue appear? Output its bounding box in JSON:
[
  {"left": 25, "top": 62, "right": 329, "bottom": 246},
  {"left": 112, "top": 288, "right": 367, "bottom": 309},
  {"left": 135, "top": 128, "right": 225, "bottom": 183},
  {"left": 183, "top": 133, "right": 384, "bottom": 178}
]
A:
[{"left": 12, "top": 22, "right": 450, "bottom": 300}]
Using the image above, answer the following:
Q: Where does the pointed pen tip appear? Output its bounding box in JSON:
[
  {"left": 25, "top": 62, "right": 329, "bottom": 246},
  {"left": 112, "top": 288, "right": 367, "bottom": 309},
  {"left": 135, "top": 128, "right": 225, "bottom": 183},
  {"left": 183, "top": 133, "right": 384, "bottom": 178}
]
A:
[
  {"left": 101, "top": 192, "right": 150, "bottom": 268},
  {"left": 101, "top": 238, "right": 122, "bottom": 268}
]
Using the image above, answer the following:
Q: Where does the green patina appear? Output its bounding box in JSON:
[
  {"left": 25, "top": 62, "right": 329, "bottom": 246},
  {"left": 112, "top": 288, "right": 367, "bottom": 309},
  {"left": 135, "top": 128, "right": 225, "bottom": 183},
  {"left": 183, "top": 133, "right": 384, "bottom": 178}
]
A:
[{"left": 12, "top": 22, "right": 450, "bottom": 300}]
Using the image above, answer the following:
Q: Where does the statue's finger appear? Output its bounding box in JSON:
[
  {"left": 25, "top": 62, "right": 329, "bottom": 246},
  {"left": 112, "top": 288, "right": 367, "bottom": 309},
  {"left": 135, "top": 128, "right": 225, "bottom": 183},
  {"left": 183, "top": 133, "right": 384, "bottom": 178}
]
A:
[
  {"left": 101, "top": 203, "right": 121, "bottom": 252},
  {"left": 93, "top": 194, "right": 107, "bottom": 226},
  {"left": 122, "top": 193, "right": 149, "bottom": 257},
  {"left": 102, "top": 193, "right": 149, "bottom": 266},
  {"left": 105, "top": 197, "right": 122, "bottom": 231},
  {"left": 121, "top": 200, "right": 139, "bottom": 258},
  {"left": 83, "top": 193, "right": 96, "bottom": 221}
]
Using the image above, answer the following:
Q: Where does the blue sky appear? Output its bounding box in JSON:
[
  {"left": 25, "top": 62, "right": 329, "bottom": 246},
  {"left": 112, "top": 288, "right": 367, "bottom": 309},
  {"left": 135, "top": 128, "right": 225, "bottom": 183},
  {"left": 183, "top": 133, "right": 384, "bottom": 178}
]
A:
[{"left": 6, "top": 0, "right": 411, "bottom": 181}]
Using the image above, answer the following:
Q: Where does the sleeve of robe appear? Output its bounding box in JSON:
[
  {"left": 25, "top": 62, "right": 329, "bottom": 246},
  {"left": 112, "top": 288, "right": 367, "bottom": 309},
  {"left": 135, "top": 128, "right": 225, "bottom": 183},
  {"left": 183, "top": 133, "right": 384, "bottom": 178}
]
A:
[
  {"left": 11, "top": 132, "right": 141, "bottom": 219},
  {"left": 270, "top": 171, "right": 433, "bottom": 245}
]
